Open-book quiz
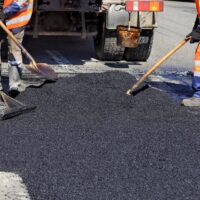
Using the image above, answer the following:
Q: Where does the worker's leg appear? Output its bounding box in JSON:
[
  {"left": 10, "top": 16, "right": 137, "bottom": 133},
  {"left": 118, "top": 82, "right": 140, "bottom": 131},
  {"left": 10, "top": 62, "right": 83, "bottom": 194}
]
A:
[
  {"left": 192, "top": 43, "right": 200, "bottom": 97},
  {"left": 7, "top": 30, "right": 24, "bottom": 92},
  {"left": 182, "top": 43, "right": 200, "bottom": 106},
  {"left": 0, "top": 40, "right": 3, "bottom": 91}
]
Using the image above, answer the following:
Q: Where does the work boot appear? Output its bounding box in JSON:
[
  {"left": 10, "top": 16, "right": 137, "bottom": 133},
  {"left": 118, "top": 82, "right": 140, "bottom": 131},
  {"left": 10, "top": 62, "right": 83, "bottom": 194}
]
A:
[
  {"left": 0, "top": 83, "right": 3, "bottom": 91},
  {"left": 9, "top": 65, "right": 22, "bottom": 85},
  {"left": 0, "top": 101, "right": 6, "bottom": 115},
  {"left": 8, "top": 87, "right": 20, "bottom": 98},
  {"left": 8, "top": 65, "right": 22, "bottom": 97},
  {"left": 181, "top": 96, "right": 200, "bottom": 107}
]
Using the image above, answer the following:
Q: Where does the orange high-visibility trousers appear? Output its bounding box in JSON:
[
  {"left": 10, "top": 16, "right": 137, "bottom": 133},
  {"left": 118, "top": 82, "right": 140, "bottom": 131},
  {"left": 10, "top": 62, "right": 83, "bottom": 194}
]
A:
[{"left": 192, "top": 44, "right": 200, "bottom": 97}]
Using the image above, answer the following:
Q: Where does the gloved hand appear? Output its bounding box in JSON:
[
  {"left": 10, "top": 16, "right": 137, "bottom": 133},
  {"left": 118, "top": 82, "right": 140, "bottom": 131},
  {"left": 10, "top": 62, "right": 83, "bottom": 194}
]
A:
[
  {"left": 188, "top": 16, "right": 200, "bottom": 43},
  {"left": 0, "top": 10, "right": 6, "bottom": 21},
  {"left": 189, "top": 28, "right": 200, "bottom": 43}
]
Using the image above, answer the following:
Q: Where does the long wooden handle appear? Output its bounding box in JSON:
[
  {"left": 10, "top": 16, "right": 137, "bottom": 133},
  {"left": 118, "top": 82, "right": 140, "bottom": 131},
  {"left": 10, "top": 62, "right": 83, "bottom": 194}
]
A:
[
  {"left": 0, "top": 20, "right": 37, "bottom": 67},
  {"left": 126, "top": 37, "right": 191, "bottom": 95}
]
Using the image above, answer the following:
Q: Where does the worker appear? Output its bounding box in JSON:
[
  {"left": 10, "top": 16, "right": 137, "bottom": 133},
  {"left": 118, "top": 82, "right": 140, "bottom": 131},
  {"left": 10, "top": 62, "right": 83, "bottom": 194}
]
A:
[
  {"left": 182, "top": 0, "right": 200, "bottom": 106},
  {"left": 0, "top": 0, "right": 33, "bottom": 96}
]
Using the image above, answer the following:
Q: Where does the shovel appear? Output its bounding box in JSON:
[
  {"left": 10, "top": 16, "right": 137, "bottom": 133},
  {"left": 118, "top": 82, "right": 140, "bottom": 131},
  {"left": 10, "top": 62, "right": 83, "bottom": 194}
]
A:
[
  {"left": 0, "top": 39, "right": 36, "bottom": 120},
  {"left": 126, "top": 36, "right": 191, "bottom": 95},
  {"left": 0, "top": 20, "right": 57, "bottom": 80}
]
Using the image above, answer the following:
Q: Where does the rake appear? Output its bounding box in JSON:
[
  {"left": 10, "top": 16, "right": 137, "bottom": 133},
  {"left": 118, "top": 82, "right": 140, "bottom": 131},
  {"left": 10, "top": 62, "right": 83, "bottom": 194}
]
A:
[{"left": 0, "top": 91, "right": 36, "bottom": 120}]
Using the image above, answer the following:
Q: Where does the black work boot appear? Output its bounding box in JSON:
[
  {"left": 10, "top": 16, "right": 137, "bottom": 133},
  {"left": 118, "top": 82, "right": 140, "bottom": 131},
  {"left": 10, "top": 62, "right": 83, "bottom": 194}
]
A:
[{"left": 8, "top": 87, "right": 20, "bottom": 98}]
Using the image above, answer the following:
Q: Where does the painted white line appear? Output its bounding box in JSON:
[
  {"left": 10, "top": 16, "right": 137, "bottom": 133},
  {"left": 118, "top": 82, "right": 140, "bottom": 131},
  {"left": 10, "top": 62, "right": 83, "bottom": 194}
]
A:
[
  {"left": 46, "top": 50, "right": 108, "bottom": 74},
  {"left": 0, "top": 172, "right": 31, "bottom": 200},
  {"left": 46, "top": 50, "right": 71, "bottom": 65},
  {"left": 148, "top": 74, "right": 193, "bottom": 100},
  {"left": 149, "top": 74, "right": 188, "bottom": 86},
  {"left": 46, "top": 50, "right": 84, "bottom": 74}
]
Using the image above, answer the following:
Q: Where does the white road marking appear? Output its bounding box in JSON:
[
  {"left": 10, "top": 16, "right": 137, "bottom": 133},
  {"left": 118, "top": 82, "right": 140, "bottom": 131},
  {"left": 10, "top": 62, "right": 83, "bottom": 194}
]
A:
[
  {"left": 46, "top": 50, "right": 136, "bottom": 75},
  {"left": 0, "top": 172, "right": 31, "bottom": 200},
  {"left": 46, "top": 50, "right": 85, "bottom": 75},
  {"left": 147, "top": 73, "right": 193, "bottom": 100},
  {"left": 46, "top": 50, "right": 71, "bottom": 65}
]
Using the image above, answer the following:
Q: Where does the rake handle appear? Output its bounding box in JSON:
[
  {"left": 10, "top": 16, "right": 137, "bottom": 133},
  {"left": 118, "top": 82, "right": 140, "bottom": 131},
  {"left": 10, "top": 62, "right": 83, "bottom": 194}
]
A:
[
  {"left": 126, "top": 37, "right": 191, "bottom": 95},
  {"left": 0, "top": 20, "right": 37, "bottom": 66}
]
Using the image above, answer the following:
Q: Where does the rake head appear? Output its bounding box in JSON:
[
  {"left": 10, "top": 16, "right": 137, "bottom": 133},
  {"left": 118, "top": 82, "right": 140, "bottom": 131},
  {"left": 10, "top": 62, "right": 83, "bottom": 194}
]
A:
[{"left": 0, "top": 91, "right": 36, "bottom": 120}]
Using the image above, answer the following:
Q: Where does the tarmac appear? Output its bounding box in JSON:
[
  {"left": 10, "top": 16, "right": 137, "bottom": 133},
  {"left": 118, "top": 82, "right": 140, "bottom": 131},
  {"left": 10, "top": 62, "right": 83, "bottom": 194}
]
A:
[{"left": 0, "top": 71, "right": 200, "bottom": 200}]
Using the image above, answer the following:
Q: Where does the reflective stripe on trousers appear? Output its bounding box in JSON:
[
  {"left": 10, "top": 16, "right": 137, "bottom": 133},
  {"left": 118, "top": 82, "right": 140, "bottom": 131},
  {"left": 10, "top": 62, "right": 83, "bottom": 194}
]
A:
[{"left": 8, "top": 30, "right": 24, "bottom": 89}]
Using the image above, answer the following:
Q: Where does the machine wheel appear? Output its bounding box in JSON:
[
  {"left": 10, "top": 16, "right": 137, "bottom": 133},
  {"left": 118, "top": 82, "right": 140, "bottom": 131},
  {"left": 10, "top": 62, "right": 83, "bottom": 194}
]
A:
[
  {"left": 94, "top": 14, "right": 125, "bottom": 61},
  {"left": 124, "top": 29, "right": 154, "bottom": 62}
]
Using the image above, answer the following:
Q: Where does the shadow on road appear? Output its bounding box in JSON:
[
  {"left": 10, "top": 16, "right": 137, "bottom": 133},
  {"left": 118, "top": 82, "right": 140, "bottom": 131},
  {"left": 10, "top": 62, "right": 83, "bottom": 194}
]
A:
[
  {"left": 149, "top": 81, "right": 194, "bottom": 99},
  {"left": 104, "top": 62, "right": 141, "bottom": 69},
  {"left": 23, "top": 36, "right": 143, "bottom": 69},
  {"left": 23, "top": 36, "right": 97, "bottom": 66}
]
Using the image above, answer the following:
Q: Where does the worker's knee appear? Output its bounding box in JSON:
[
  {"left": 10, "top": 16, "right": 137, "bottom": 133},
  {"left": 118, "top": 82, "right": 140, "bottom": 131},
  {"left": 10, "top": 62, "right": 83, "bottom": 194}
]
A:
[{"left": 7, "top": 30, "right": 24, "bottom": 56}]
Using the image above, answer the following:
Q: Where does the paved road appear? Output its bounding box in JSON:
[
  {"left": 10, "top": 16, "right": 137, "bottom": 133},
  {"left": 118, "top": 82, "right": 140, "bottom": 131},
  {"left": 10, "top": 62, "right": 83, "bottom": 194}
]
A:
[
  {"left": 23, "top": 1, "right": 196, "bottom": 73},
  {"left": 1, "top": 71, "right": 200, "bottom": 200},
  {"left": 0, "top": 0, "right": 194, "bottom": 99},
  {"left": 1, "top": 1, "right": 200, "bottom": 200}
]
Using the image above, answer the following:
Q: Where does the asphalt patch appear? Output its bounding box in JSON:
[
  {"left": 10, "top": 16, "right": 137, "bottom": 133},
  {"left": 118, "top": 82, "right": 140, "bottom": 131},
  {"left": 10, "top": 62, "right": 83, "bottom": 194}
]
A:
[{"left": 0, "top": 71, "right": 200, "bottom": 200}]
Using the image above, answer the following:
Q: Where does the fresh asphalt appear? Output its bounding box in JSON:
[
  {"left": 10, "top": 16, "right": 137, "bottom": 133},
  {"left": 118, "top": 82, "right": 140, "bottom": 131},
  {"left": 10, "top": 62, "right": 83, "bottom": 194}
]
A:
[
  {"left": 0, "top": 71, "right": 200, "bottom": 200},
  {"left": 0, "top": 1, "right": 200, "bottom": 199}
]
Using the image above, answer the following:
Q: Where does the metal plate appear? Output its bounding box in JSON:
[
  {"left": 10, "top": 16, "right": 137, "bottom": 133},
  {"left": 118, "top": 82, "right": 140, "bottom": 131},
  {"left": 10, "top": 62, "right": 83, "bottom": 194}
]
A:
[
  {"left": 38, "top": 0, "right": 99, "bottom": 11},
  {"left": 106, "top": 4, "right": 156, "bottom": 29}
]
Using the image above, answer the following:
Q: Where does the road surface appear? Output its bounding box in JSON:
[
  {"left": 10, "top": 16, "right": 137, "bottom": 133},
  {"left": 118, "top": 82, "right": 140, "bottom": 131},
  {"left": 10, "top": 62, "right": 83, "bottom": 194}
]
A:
[{"left": 0, "top": 1, "right": 200, "bottom": 200}]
